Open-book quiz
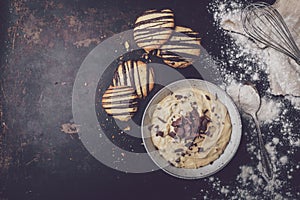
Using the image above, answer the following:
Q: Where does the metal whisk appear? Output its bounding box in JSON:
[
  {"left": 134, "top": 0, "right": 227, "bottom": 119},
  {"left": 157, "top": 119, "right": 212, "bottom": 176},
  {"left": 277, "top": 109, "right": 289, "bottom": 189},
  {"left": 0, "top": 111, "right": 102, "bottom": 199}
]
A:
[{"left": 242, "top": 2, "right": 300, "bottom": 66}]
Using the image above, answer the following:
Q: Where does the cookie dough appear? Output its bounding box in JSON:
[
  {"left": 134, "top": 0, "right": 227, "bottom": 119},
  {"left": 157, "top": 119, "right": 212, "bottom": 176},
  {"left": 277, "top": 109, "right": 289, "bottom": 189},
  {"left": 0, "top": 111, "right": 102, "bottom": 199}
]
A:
[{"left": 150, "top": 87, "right": 232, "bottom": 168}]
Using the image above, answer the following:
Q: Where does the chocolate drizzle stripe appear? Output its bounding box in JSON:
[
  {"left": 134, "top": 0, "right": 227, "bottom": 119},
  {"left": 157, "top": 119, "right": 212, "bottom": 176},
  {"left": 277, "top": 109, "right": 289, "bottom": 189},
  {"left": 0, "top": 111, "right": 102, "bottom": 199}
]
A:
[
  {"left": 161, "top": 50, "right": 199, "bottom": 58},
  {"left": 160, "top": 53, "right": 195, "bottom": 61},
  {"left": 135, "top": 15, "right": 174, "bottom": 25},
  {"left": 102, "top": 92, "right": 138, "bottom": 100},
  {"left": 135, "top": 15, "right": 174, "bottom": 27},
  {"left": 180, "top": 32, "right": 200, "bottom": 38},
  {"left": 132, "top": 61, "right": 141, "bottom": 97},
  {"left": 102, "top": 103, "right": 138, "bottom": 109},
  {"left": 161, "top": 55, "right": 190, "bottom": 62},
  {"left": 112, "top": 60, "right": 152, "bottom": 99},
  {"left": 137, "top": 11, "right": 173, "bottom": 20},
  {"left": 162, "top": 56, "right": 188, "bottom": 62},
  {"left": 104, "top": 87, "right": 133, "bottom": 93},
  {"left": 134, "top": 61, "right": 144, "bottom": 98},
  {"left": 143, "top": 9, "right": 173, "bottom": 14},
  {"left": 107, "top": 113, "right": 134, "bottom": 117},
  {"left": 102, "top": 97, "right": 137, "bottom": 104},
  {"left": 136, "top": 36, "right": 171, "bottom": 45},
  {"left": 103, "top": 91, "right": 136, "bottom": 98},
  {"left": 134, "top": 27, "right": 173, "bottom": 38},
  {"left": 138, "top": 42, "right": 164, "bottom": 49},
  {"left": 102, "top": 100, "right": 137, "bottom": 106},
  {"left": 135, "top": 37, "right": 172, "bottom": 45},
  {"left": 141, "top": 63, "right": 147, "bottom": 97},
  {"left": 146, "top": 63, "right": 150, "bottom": 96},
  {"left": 142, "top": 9, "right": 173, "bottom": 16},
  {"left": 135, "top": 21, "right": 174, "bottom": 31},
  {"left": 129, "top": 61, "right": 138, "bottom": 95},
  {"left": 121, "top": 61, "right": 128, "bottom": 86},
  {"left": 112, "top": 69, "right": 121, "bottom": 86},
  {"left": 169, "top": 36, "right": 200, "bottom": 42},
  {"left": 134, "top": 32, "right": 172, "bottom": 43}
]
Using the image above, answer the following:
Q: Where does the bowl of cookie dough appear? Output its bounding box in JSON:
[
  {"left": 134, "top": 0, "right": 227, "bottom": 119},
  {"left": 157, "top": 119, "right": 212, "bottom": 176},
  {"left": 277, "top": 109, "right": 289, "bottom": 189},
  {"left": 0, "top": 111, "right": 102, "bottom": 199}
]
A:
[{"left": 141, "top": 79, "right": 242, "bottom": 179}]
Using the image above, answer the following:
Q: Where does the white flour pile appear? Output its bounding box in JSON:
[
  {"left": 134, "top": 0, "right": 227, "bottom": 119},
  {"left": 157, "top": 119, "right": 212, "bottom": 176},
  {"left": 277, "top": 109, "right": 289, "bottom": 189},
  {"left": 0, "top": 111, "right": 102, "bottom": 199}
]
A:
[
  {"left": 226, "top": 81, "right": 282, "bottom": 124},
  {"left": 193, "top": 0, "right": 300, "bottom": 199},
  {"left": 215, "top": 0, "right": 300, "bottom": 108}
]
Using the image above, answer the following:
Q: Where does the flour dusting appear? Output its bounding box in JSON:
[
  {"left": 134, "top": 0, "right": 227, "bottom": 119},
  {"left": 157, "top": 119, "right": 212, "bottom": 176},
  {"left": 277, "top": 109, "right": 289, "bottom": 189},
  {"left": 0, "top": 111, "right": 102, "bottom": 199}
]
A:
[{"left": 197, "top": 0, "right": 300, "bottom": 199}]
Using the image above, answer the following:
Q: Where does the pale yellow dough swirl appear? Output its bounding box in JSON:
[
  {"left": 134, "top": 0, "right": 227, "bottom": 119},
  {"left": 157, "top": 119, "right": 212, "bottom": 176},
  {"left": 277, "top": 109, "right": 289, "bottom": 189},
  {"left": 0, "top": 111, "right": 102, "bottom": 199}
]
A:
[{"left": 150, "top": 88, "right": 232, "bottom": 168}]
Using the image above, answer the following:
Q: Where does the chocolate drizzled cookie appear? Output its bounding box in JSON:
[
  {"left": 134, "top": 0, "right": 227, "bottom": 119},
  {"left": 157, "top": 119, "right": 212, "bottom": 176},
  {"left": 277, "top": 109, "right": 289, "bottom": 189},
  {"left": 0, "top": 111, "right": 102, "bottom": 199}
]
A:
[
  {"left": 153, "top": 26, "right": 201, "bottom": 68},
  {"left": 102, "top": 86, "right": 139, "bottom": 121},
  {"left": 134, "top": 9, "right": 175, "bottom": 52},
  {"left": 112, "top": 60, "right": 155, "bottom": 99}
]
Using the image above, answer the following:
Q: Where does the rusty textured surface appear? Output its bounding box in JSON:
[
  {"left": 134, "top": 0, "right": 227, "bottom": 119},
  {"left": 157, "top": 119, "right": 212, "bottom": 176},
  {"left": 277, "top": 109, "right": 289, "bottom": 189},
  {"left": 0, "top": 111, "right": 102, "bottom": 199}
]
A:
[{"left": 1, "top": 0, "right": 146, "bottom": 198}]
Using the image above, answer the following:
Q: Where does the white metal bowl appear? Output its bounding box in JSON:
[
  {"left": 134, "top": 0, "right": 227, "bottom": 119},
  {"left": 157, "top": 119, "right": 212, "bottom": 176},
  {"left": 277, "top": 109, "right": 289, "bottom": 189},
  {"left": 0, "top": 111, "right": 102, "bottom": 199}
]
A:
[{"left": 141, "top": 79, "right": 242, "bottom": 179}]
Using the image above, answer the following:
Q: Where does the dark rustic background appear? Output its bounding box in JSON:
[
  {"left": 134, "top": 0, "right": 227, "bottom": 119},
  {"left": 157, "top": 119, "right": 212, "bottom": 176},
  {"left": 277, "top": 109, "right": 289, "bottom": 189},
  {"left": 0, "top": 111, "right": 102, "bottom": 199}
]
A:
[{"left": 2, "top": 0, "right": 299, "bottom": 200}]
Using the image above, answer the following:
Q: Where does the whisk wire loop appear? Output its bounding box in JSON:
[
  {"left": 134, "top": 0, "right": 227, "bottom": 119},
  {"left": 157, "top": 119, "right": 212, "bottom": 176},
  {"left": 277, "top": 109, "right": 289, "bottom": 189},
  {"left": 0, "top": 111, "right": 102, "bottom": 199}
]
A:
[{"left": 242, "top": 2, "right": 300, "bottom": 65}]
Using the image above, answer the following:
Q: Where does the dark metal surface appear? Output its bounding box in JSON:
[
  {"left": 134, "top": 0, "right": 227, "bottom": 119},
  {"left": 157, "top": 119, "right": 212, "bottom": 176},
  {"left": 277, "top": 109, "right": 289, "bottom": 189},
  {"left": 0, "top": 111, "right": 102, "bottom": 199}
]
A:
[{"left": 1, "top": 0, "right": 299, "bottom": 199}]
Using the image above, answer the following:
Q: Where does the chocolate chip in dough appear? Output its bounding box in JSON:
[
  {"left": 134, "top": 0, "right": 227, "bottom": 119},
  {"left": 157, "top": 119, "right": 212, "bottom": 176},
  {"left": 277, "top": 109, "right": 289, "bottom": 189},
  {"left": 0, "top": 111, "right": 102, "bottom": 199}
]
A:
[
  {"left": 198, "top": 147, "right": 204, "bottom": 152},
  {"left": 175, "top": 127, "right": 185, "bottom": 137},
  {"left": 156, "top": 131, "right": 164, "bottom": 137},
  {"left": 157, "top": 117, "right": 167, "bottom": 123},
  {"left": 171, "top": 117, "right": 182, "bottom": 127},
  {"left": 175, "top": 95, "right": 183, "bottom": 100},
  {"left": 168, "top": 131, "right": 176, "bottom": 138},
  {"left": 199, "top": 116, "right": 211, "bottom": 133},
  {"left": 147, "top": 124, "right": 154, "bottom": 131},
  {"left": 174, "top": 148, "right": 184, "bottom": 153},
  {"left": 205, "top": 95, "right": 211, "bottom": 100},
  {"left": 185, "top": 142, "right": 193, "bottom": 148}
]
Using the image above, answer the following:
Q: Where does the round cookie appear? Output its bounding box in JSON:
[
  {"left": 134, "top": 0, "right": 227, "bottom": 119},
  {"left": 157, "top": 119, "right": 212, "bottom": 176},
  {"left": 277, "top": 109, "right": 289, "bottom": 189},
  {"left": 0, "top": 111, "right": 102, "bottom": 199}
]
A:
[
  {"left": 112, "top": 60, "right": 155, "bottom": 99},
  {"left": 134, "top": 9, "right": 175, "bottom": 52},
  {"left": 154, "top": 26, "right": 201, "bottom": 68},
  {"left": 102, "top": 86, "right": 139, "bottom": 121}
]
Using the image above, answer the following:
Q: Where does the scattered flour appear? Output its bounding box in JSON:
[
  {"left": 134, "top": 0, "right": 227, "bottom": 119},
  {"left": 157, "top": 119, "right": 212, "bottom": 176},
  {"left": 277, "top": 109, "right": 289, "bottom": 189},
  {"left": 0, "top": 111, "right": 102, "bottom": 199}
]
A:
[
  {"left": 226, "top": 81, "right": 282, "bottom": 123},
  {"left": 200, "top": 0, "right": 300, "bottom": 199},
  {"left": 257, "top": 98, "right": 281, "bottom": 124},
  {"left": 272, "top": 137, "right": 280, "bottom": 145},
  {"left": 285, "top": 95, "right": 300, "bottom": 109},
  {"left": 215, "top": 0, "right": 300, "bottom": 103},
  {"left": 279, "top": 156, "right": 288, "bottom": 165}
]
